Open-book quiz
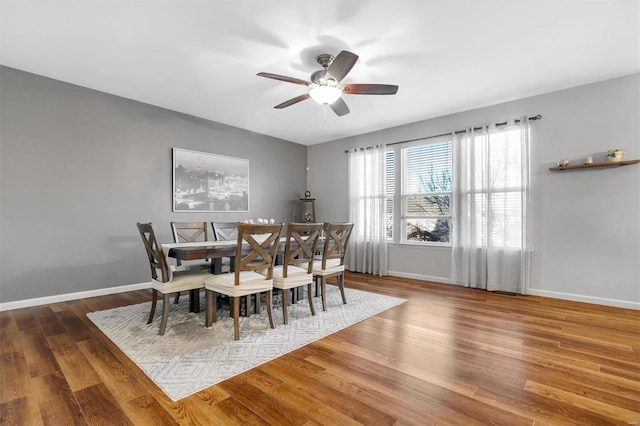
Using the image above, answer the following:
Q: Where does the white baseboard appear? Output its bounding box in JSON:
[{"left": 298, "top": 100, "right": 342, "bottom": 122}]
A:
[
  {"left": 387, "top": 271, "right": 639, "bottom": 310},
  {"left": 0, "top": 282, "right": 150, "bottom": 312},
  {"left": 387, "top": 270, "right": 452, "bottom": 285},
  {"left": 527, "top": 289, "right": 640, "bottom": 310},
  {"left": 3, "top": 278, "right": 637, "bottom": 312}
]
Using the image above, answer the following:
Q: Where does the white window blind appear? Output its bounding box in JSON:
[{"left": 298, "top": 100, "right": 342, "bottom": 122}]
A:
[
  {"left": 401, "top": 139, "right": 453, "bottom": 244},
  {"left": 385, "top": 151, "right": 394, "bottom": 239}
]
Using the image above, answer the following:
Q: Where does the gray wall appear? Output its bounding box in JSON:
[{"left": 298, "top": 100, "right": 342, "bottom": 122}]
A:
[
  {"left": 308, "top": 73, "right": 640, "bottom": 308},
  {"left": 3, "top": 66, "right": 638, "bottom": 309},
  {"left": 0, "top": 66, "right": 308, "bottom": 303}
]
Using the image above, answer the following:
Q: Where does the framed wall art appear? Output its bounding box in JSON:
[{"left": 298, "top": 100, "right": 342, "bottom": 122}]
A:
[{"left": 172, "top": 148, "right": 249, "bottom": 212}]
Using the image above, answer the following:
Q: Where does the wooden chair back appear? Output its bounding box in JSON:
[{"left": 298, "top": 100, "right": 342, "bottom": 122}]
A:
[
  {"left": 234, "top": 223, "right": 283, "bottom": 283},
  {"left": 136, "top": 222, "right": 170, "bottom": 283},
  {"left": 283, "top": 222, "right": 323, "bottom": 276},
  {"left": 212, "top": 222, "right": 239, "bottom": 241},
  {"left": 170, "top": 222, "right": 208, "bottom": 243},
  {"left": 320, "top": 223, "right": 354, "bottom": 269}
]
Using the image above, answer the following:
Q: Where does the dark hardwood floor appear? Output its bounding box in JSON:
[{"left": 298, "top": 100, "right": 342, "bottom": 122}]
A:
[{"left": 1, "top": 272, "right": 639, "bottom": 425}]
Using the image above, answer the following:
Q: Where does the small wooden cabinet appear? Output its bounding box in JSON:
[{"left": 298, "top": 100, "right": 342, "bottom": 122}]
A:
[{"left": 299, "top": 198, "right": 316, "bottom": 222}]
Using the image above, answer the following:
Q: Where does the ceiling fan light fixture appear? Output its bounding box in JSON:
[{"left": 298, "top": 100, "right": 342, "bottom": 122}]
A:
[{"left": 309, "top": 85, "right": 342, "bottom": 105}]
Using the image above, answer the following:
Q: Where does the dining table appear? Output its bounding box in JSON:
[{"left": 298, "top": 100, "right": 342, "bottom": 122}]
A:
[
  {"left": 162, "top": 236, "right": 324, "bottom": 313},
  {"left": 164, "top": 236, "right": 323, "bottom": 273}
]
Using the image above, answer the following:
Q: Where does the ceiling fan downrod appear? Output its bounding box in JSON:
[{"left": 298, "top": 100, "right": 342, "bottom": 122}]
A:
[{"left": 316, "top": 54, "right": 334, "bottom": 68}]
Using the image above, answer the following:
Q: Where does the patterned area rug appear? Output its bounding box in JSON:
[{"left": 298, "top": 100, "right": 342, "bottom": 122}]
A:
[{"left": 87, "top": 286, "right": 405, "bottom": 401}]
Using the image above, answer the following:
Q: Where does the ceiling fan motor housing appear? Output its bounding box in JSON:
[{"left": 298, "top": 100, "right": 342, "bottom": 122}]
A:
[
  {"left": 311, "top": 54, "right": 337, "bottom": 86},
  {"left": 311, "top": 70, "right": 337, "bottom": 86}
]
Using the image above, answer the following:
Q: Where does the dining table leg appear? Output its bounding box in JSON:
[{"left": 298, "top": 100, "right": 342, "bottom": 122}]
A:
[{"left": 211, "top": 258, "right": 223, "bottom": 275}]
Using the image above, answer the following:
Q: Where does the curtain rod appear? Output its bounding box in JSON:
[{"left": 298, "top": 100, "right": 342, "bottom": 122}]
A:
[{"left": 344, "top": 114, "right": 541, "bottom": 153}]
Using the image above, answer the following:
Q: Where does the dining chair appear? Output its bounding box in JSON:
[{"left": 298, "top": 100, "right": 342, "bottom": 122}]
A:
[
  {"left": 211, "top": 221, "right": 238, "bottom": 273},
  {"left": 204, "top": 223, "right": 283, "bottom": 340},
  {"left": 171, "top": 221, "right": 209, "bottom": 249},
  {"left": 137, "top": 222, "right": 212, "bottom": 335},
  {"left": 313, "top": 222, "right": 354, "bottom": 311},
  {"left": 259, "top": 222, "right": 322, "bottom": 324},
  {"left": 211, "top": 221, "right": 238, "bottom": 242},
  {"left": 211, "top": 221, "right": 261, "bottom": 315},
  {"left": 170, "top": 221, "right": 210, "bottom": 303}
]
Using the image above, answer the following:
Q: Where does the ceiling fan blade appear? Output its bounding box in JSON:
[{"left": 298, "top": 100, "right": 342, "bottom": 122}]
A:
[
  {"left": 257, "top": 72, "right": 310, "bottom": 86},
  {"left": 342, "top": 84, "right": 399, "bottom": 95},
  {"left": 330, "top": 97, "right": 350, "bottom": 116},
  {"left": 274, "top": 93, "right": 310, "bottom": 109},
  {"left": 326, "top": 51, "right": 359, "bottom": 82}
]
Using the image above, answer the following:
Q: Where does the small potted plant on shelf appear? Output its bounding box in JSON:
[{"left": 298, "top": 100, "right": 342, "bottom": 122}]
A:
[{"left": 607, "top": 149, "right": 625, "bottom": 162}]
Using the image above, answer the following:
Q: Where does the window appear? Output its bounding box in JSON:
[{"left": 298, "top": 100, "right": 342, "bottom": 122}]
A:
[
  {"left": 466, "top": 128, "right": 524, "bottom": 249},
  {"left": 386, "top": 137, "right": 453, "bottom": 245},
  {"left": 385, "top": 151, "right": 394, "bottom": 239}
]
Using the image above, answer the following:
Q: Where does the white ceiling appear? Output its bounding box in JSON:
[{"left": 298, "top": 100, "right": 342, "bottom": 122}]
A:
[{"left": 1, "top": 1, "right": 638, "bottom": 146}]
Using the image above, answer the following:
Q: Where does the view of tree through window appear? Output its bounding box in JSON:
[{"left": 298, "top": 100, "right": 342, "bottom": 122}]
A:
[{"left": 403, "top": 141, "right": 453, "bottom": 243}]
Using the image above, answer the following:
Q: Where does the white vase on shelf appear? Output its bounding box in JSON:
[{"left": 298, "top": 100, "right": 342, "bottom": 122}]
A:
[{"left": 607, "top": 149, "right": 625, "bottom": 162}]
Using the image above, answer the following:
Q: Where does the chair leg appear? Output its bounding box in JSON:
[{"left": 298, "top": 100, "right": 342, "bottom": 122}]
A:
[
  {"left": 158, "top": 293, "right": 170, "bottom": 335},
  {"left": 205, "top": 289, "right": 217, "bottom": 327},
  {"left": 148, "top": 289, "right": 158, "bottom": 324},
  {"left": 306, "top": 283, "right": 315, "bottom": 316},
  {"left": 232, "top": 297, "right": 240, "bottom": 341},
  {"left": 320, "top": 276, "right": 327, "bottom": 311},
  {"left": 282, "top": 287, "right": 289, "bottom": 325},
  {"left": 266, "top": 290, "right": 274, "bottom": 329},
  {"left": 241, "top": 296, "right": 248, "bottom": 317},
  {"left": 174, "top": 292, "right": 180, "bottom": 304},
  {"left": 255, "top": 293, "right": 261, "bottom": 314},
  {"left": 338, "top": 273, "right": 347, "bottom": 305},
  {"left": 191, "top": 289, "right": 201, "bottom": 313}
]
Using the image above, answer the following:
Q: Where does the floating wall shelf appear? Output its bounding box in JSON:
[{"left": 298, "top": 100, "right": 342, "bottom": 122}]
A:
[{"left": 549, "top": 159, "right": 640, "bottom": 171}]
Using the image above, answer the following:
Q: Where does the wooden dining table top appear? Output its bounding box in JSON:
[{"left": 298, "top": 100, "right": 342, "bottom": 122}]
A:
[
  {"left": 165, "top": 236, "right": 322, "bottom": 262},
  {"left": 164, "top": 240, "right": 238, "bottom": 261}
]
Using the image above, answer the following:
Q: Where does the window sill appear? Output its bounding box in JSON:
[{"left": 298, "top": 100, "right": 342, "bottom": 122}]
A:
[{"left": 388, "top": 243, "right": 452, "bottom": 251}]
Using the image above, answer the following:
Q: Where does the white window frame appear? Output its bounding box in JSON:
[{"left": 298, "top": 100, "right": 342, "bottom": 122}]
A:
[{"left": 387, "top": 135, "right": 453, "bottom": 246}]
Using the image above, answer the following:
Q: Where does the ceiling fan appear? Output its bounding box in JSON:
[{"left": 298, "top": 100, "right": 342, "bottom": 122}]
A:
[{"left": 257, "top": 50, "right": 398, "bottom": 117}]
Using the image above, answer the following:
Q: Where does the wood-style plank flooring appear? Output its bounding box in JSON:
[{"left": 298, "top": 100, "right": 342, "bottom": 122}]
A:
[{"left": 1, "top": 273, "right": 639, "bottom": 425}]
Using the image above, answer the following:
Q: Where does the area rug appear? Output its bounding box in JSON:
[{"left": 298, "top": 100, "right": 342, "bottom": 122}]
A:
[{"left": 87, "top": 286, "right": 406, "bottom": 401}]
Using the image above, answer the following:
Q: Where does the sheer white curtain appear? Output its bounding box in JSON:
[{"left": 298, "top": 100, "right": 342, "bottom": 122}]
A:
[
  {"left": 451, "top": 117, "right": 530, "bottom": 293},
  {"left": 347, "top": 145, "right": 388, "bottom": 276}
]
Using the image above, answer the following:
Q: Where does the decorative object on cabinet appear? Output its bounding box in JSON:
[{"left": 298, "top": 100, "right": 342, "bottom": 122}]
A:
[
  {"left": 299, "top": 198, "right": 316, "bottom": 222},
  {"left": 549, "top": 159, "right": 640, "bottom": 171},
  {"left": 557, "top": 159, "right": 570, "bottom": 167}
]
